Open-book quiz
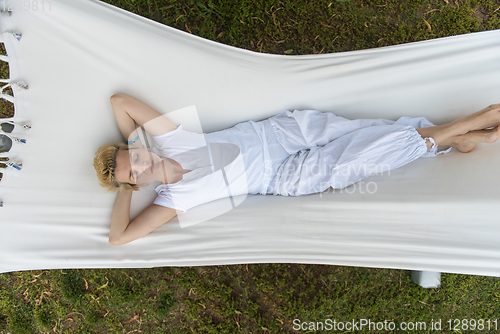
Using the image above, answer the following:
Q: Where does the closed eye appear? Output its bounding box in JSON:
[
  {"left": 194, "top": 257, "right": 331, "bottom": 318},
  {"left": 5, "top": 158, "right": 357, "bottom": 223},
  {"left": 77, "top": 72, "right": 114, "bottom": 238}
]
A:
[{"left": 135, "top": 155, "right": 140, "bottom": 180}]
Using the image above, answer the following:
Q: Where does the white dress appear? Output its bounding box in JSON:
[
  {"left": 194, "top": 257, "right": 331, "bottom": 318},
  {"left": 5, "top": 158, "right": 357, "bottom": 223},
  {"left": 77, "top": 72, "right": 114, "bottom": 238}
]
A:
[{"left": 151, "top": 109, "right": 451, "bottom": 211}]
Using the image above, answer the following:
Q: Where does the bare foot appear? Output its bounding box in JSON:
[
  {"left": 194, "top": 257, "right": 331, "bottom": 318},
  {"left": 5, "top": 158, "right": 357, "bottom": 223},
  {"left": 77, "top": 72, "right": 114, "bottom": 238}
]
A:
[
  {"left": 459, "top": 104, "right": 500, "bottom": 132},
  {"left": 449, "top": 126, "right": 500, "bottom": 153}
]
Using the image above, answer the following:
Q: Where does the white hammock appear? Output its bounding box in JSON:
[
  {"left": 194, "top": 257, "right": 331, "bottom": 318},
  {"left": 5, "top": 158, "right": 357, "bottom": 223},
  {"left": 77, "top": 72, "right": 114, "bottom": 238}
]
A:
[{"left": 0, "top": 0, "right": 499, "bottom": 276}]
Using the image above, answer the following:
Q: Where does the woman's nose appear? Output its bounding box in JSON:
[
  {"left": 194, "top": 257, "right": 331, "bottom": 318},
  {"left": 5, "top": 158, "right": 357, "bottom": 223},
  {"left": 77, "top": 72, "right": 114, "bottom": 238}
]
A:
[{"left": 133, "top": 159, "right": 150, "bottom": 173}]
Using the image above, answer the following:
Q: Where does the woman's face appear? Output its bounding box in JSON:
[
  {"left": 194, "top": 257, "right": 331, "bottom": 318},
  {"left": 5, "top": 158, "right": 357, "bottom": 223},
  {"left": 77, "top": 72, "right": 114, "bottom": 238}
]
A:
[{"left": 115, "top": 148, "right": 163, "bottom": 187}]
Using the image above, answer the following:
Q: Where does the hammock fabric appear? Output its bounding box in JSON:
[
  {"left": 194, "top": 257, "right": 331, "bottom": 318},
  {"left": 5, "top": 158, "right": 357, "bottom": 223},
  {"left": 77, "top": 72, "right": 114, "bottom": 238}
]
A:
[{"left": 0, "top": 0, "right": 499, "bottom": 276}]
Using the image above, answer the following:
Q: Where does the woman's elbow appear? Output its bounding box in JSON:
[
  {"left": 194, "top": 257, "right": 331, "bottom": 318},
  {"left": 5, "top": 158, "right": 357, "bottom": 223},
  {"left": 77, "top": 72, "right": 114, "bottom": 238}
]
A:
[
  {"left": 109, "top": 235, "right": 136, "bottom": 246},
  {"left": 110, "top": 93, "right": 127, "bottom": 105},
  {"left": 108, "top": 236, "right": 123, "bottom": 246}
]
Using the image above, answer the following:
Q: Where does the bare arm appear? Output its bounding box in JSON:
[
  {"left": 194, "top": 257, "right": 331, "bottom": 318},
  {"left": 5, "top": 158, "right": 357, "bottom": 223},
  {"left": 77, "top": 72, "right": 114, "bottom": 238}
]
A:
[
  {"left": 108, "top": 94, "right": 179, "bottom": 245},
  {"left": 108, "top": 189, "right": 178, "bottom": 246},
  {"left": 110, "top": 93, "right": 178, "bottom": 143}
]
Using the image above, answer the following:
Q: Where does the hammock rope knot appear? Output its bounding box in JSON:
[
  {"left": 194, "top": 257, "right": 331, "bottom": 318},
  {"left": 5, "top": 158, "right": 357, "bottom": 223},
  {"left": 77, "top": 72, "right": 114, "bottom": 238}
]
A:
[
  {"left": 0, "top": 157, "right": 22, "bottom": 171},
  {"left": 0, "top": 80, "right": 29, "bottom": 103}
]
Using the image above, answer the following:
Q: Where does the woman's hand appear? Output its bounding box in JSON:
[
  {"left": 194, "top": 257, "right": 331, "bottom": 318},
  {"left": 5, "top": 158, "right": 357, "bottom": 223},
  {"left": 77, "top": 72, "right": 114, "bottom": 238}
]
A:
[{"left": 130, "top": 141, "right": 144, "bottom": 149}]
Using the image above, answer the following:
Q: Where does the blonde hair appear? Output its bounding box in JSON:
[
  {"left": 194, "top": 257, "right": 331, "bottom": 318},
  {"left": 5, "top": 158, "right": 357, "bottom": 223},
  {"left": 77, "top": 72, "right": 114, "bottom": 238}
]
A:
[{"left": 93, "top": 143, "right": 139, "bottom": 192}]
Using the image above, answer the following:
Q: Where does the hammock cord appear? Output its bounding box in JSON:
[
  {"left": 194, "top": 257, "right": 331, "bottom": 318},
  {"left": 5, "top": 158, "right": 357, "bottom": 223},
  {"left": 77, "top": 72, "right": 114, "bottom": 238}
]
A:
[{"left": 0, "top": 15, "right": 30, "bottom": 206}]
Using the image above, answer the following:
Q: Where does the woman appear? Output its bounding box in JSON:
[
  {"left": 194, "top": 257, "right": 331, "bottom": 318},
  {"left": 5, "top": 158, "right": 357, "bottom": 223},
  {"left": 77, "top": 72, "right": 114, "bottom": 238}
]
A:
[{"left": 93, "top": 93, "right": 500, "bottom": 245}]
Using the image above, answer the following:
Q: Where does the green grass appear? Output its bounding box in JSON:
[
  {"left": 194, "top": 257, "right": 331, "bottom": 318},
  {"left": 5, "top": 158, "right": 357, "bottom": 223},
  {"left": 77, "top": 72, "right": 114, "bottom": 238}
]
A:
[
  {"left": 1, "top": 266, "right": 500, "bottom": 333},
  {"left": 1, "top": 0, "right": 500, "bottom": 333}
]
